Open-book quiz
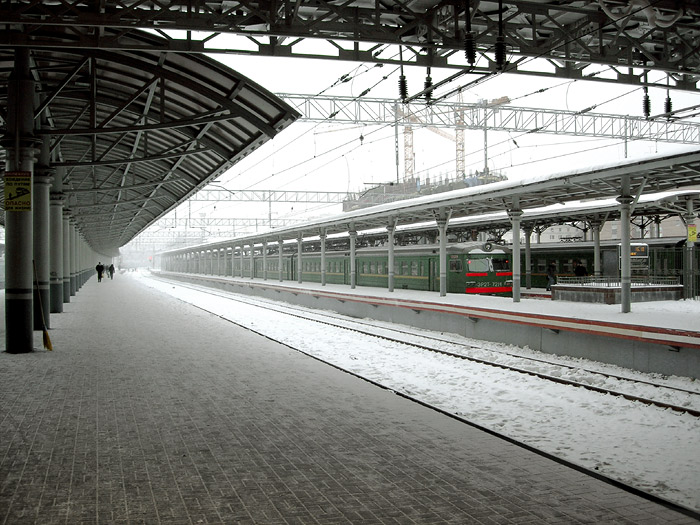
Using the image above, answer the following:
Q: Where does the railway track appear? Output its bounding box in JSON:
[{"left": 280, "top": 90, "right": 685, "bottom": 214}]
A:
[{"left": 152, "top": 275, "right": 700, "bottom": 418}]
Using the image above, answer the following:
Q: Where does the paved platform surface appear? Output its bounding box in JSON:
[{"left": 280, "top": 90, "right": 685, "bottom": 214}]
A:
[{"left": 0, "top": 274, "right": 696, "bottom": 524}]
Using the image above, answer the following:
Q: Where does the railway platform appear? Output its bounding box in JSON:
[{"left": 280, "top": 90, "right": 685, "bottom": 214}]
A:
[
  {"left": 1, "top": 272, "right": 698, "bottom": 524},
  {"left": 159, "top": 270, "right": 700, "bottom": 380}
]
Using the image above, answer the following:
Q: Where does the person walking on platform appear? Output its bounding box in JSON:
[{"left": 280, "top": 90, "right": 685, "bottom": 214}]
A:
[
  {"left": 108, "top": 264, "right": 115, "bottom": 280},
  {"left": 546, "top": 264, "right": 556, "bottom": 291},
  {"left": 95, "top": 262, "right": 105, "bottom": 283},
  {"left": 574, "top": 260, "right": 588, "bottom": 277}
]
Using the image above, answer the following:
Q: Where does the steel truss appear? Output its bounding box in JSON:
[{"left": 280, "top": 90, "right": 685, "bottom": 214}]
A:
[
  {"left": 155, "top": 217, "right": 306, "bottom": 228},
  {"left": 280, "top": 94, "right": 700, "bottom": 144},
  {"left": 0, "top": 1, "right": 698, "bottom": 93},
  {"left": 190, "top": 189, "right": 350, "bottom": 203}
]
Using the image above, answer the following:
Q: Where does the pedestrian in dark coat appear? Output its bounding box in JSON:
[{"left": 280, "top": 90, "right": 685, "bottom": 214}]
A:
[
  {"left": 573, "top": 260, "right": 588, "bottom": 277},
  {"left": 546, "top": 264, "right": 556, "bottom": 291},
  {"left": 108, "top": 264, "right": 115, "bottom": 280},
  {"left": 95, "top": 262, "right": 105, "bottom": 282}
]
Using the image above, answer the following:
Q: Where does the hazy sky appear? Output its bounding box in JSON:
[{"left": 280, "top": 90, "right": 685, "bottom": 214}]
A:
[{"left": 143, "top": 51, "right": 700, "bottom": 241}]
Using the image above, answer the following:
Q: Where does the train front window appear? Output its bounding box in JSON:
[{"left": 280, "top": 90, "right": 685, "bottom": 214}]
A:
[
  {"left": 467, "top": 259, "right": 490, "bottom": 272},
  {"left": 491, "top": 258, "right": 510, "bottom": 271}
]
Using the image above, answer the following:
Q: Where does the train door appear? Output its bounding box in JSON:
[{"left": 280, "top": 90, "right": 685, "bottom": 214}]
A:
[
  {"left": 428, "top": 257, "right": 438, "bottom": 291},
  {"left": 344, "top": 257, "right": 350, "bottom": 285}
]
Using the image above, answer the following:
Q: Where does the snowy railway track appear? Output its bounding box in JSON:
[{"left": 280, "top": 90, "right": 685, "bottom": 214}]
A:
[{"left": 152, "top": 275, "right": 700, "bottom": 418}]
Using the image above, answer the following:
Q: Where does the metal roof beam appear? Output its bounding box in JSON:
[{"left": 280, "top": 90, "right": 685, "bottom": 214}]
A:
[{"left": 0, "top": 1, "right": 699, "bottom": 91}]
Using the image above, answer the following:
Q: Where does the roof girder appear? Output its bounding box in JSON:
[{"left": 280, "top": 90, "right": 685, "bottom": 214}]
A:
[{"left": 0, "top": 1, "right": 698, "bottom": 92}]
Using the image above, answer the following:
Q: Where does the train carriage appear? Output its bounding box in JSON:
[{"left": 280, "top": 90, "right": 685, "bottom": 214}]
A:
[
  {"left": 356, "top": 242, "right": 512, "bottom": 295},
  {"left": 234, "top": 241, "right": 512, "bottom": 295},
  {"left": 522, "top": 237, "right": 696, "bottom": 289}
]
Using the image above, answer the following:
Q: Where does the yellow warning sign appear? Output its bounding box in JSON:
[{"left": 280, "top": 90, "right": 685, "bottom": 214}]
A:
[
  {"left": 4, "top": 171, "right": 32, "bottom": 211},
  {"left": 689, "top": 224, "right": 697, "bottom": 243}
]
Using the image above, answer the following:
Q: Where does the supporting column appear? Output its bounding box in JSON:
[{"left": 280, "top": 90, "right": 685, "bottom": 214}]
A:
[
  {"left": 262, "top": 242, "right": 268, "bottom": 281},
  {"left": 297, "top": 235, "right": 303, "bottom": 283},
  {"left": 509, "top": 199, "right": 523, "bottom": 303},
  {"left": 320, "top": 229, "right": 327, "bottom": 286},
  {"left": 278, "top": 239, "right": 284, "bottom": 282},
  {"left": 618, "top": 177, "right": 633, "bottom": 313},
  {"left": 70, "top": 222, "right": 77, "bottom": 295},
  {"left": 387, "top": 220, "right": 397, "bottom": 293},
  {"left": 49, "top": 175, "right": 64, "bottom": 313},
  {"left": 62, "top": 212, "right": 71, "bottom": 302},
  {"left": 523, "top": 226, "right": 532, "bottom": 289},
  {"left": 4, "top": 49, "right": 36, "bottom": 353},
  {"left": 249, "top": 244, "right": 254, "bottom": 279},
  {"left": 349, "top": 229, "right": 357, "bottom": 289},
  {"left": 591, "top": 219, "right": 603, "bottom": 278},
  {"left": 436, "top": 214, "right": 449, "bottom": 297},
  {"left": 33, "top": 138, "right": 52, "bottom": 329},
  {"left": 684, "top": 199, "right": 697, "bottom": 299}
]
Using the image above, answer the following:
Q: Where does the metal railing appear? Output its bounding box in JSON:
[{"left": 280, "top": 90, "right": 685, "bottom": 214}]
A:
[{"left": 556, "top": 276, "right": 681, "bottom": 287}]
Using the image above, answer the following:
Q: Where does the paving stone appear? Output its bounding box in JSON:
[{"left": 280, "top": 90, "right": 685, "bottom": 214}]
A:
[{"left": 0, "top": 275, "right": 696, "bottom": 524}]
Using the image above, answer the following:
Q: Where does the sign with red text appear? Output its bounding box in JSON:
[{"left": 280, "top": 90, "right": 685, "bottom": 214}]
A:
[{"left": 4, "top": 171, "right": 32, "bottom": 211}]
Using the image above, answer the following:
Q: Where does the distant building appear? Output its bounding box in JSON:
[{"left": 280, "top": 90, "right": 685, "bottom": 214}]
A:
[{"left": 343, "top": 169, "right": 506, "bottom": 212}]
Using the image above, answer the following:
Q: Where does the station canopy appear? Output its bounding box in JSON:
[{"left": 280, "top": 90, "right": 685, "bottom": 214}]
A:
[
  {"left": 0, "top": 29, "right": 299, "bottom": 255},
  {"left": 167, "top": 148, "right": 700, "bottom": 254}
]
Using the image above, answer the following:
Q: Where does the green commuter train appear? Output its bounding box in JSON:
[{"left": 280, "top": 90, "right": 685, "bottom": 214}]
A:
[
  {"left": 522, "top": 237, "right": 695, "bottom": 288},
  {"left": 240, "top": 242, "right": 513, "bottom": 296}
]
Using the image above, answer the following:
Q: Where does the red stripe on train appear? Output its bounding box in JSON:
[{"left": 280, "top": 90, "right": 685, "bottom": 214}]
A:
[
  {"left": 465, "top": 286, "right": 513, "bottom": 294},
  {"left": 496, "top": 272, "right": 513, "bottom": 276},
  {"left": 466, "top": 272, "right": 488, "bottom": 277}
]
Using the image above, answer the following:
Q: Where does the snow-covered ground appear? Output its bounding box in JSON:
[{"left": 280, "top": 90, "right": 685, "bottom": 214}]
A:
[{"left": 139, "top": 272, "right": 700, "bottom": 513}]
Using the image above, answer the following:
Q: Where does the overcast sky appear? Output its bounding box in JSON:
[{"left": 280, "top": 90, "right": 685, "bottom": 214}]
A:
[{"left": 136, "top": 51, "right": 700, "bottom": 243}]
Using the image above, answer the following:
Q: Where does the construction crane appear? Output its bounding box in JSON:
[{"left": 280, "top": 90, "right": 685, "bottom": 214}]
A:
[{"left": 395, "top": 96, "right": 509, "bottom": 185}]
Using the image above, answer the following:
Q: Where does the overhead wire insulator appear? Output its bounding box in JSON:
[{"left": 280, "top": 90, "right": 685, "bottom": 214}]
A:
[
  {"left": 464, "top": 32, "right": 476, "bottom": 65},
  {"left": 495, "top": 36, "right": 506, "bottom": 70},
  {"left": 398, "top": 45, "right": 408, "bottom": 103},
  {"left": 642, "top": 87, "right": 651, "bottom": 118},
  {"left": 399, "top": 75, "right": 408, "bottom": 102},
  {"left": 424, "top": 75, "right": 433, "bottom": 103},
  {"left": 665, "top": 93, "right": 672, "bottom": 119}
]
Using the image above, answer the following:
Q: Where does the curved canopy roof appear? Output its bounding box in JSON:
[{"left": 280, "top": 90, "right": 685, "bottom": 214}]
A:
[{"left": 0, "top": 30, "right": 299, "bottom": 255}]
